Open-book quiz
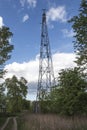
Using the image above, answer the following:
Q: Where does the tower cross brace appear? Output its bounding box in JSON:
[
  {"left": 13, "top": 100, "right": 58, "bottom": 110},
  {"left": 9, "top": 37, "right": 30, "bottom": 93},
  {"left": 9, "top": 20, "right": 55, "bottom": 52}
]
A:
[{"left": 37, "top": 10, "right": 55, "bottom": 101}]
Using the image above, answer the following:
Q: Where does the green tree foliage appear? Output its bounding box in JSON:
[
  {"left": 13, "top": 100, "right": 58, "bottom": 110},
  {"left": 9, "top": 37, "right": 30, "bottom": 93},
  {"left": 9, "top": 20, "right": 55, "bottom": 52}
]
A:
[
  {"left": 40, "top": 0, "right": 87, "bottom": 116},
  {"left": 0, "top": 26, "right": 13, "bottom": 77},
  {"left": 0, "top": 84, "right": 5, "bottom": 102},
  {"left": 22, "top": 99, "right": 31, "bottom": 110},
  {"left": 0, "top": 83, "right": 6, "bottom": 112},
  {"left": 5, "top": 75, "right": 28, "bottom": 112},
  {"left": 49, "top": 68, "right": 87, "bottom": 115},
  {"left": 69, "top": 0, "right": 87, "bottom": 72},
  {"left": 0, "top": 26, "right": 13, "bottom": 110}
]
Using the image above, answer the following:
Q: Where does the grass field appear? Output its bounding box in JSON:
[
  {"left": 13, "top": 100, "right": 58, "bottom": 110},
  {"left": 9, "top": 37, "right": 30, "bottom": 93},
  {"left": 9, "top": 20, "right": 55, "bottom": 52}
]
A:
[
  {"left": 0, "top": 117, "right": 7, "bottom": 129},
  {"left": 17, "top": 112, "right": 87, "bottom": 130},
  {"left": 4, "top": 118, "right": 14, "bottom": 130}
]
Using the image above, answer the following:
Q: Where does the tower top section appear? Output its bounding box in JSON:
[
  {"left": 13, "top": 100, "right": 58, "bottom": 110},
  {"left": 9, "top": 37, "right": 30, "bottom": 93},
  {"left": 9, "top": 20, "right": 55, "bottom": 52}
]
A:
[{"left": 42, "top": 9, "right": 46, "bottom": 23}]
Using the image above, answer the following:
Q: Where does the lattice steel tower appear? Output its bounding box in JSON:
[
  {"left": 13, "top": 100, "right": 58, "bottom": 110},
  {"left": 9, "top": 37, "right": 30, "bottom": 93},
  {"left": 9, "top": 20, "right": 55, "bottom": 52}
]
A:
[{"left": 37, "top": 10, "right": 55, "bottom": 100}]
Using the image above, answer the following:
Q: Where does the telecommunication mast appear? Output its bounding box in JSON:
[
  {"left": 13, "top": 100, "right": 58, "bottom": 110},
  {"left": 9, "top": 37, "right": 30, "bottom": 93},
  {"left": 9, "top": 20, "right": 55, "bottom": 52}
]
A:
[{"left": 37, "top": 10, "right": 55, "bottom": 101}]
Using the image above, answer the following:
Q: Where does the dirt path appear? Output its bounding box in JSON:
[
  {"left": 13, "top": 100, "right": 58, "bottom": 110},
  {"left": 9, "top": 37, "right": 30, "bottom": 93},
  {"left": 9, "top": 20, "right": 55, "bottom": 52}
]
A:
[
  {"left": 0, "top": 117, "right": 17, "bottom": 130},
  {"left": 13, "top": 117, "right": 17, "bottom": 130},
  {"left": 1, "top": 117, "right": 10, "bottom": 130}
]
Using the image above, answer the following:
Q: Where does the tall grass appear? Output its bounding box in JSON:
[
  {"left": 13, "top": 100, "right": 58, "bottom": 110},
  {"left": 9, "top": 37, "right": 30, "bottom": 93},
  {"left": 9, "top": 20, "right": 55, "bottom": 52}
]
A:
[
  {"left": 17, "top": 113, "right": 87, "bottom": 130},
  {"left": 4, "top": 118, "right": 14, "bottom": 130},
  {"left": 0, "top": 117, "right": 7, "bottom": 128}
]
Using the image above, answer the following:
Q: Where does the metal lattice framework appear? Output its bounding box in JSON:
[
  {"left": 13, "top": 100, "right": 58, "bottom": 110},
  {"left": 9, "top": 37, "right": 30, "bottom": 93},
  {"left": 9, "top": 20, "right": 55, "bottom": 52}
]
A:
[{"left": 37, "top": 10, "right": 55, "bottom": 101}]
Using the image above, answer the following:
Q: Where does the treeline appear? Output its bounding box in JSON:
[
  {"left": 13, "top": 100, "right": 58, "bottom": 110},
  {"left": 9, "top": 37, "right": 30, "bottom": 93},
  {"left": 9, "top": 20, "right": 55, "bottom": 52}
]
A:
[
  {"left": 0, "top": 27, "right": 30, "bottom": 113},
  {"left": 40, "top": 0, "right": 87, "bottom": 116},
  {"left": 40, "top": 67, "right": 87, "bottom": 115}
]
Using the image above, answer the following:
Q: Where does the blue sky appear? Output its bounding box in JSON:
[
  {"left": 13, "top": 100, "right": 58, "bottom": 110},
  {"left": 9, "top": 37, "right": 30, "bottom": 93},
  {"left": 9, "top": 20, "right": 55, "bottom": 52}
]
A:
[
  {"left": 0, "top": 0, "right": 81, "bottom": 100},
  {"left": 0, "top": 0, "right": 80, "bottom": 63}
]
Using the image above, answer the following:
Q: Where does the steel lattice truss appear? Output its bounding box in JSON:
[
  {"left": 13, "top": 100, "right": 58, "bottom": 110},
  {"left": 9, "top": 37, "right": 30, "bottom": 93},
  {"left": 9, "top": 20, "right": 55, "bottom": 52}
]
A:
[{"left": 37, "top": 10, "right": 55, "bottom": 100}]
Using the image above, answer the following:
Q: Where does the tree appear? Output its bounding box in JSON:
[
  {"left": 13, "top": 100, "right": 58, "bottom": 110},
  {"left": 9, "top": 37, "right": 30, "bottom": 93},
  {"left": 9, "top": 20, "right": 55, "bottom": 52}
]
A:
[
  {"left": 69, "top": 0, "right": 87, "bottom": 73},
  {"left": 0, "top": 83, "right": 6, "bottom": 106},
  {"left": 5, "top": 75, "right": 28, "bottom": 112},
  {"left": 58, "top": 68, "right": 87, "bottom": 115},
  {"left": 48, "top": 68, "right": 87, "bottom": 115},
  {"left": 0, "top": 26, "right": 13, "bottom": 78},
  {"left": 42, "top": 0, "right": 87, "bottom": 115},
  {"left": 0, "top": 26, "right": 13, "bottom": 110},
  {"left": 22, "top": 99, "right": 31, "bottom": 110}
]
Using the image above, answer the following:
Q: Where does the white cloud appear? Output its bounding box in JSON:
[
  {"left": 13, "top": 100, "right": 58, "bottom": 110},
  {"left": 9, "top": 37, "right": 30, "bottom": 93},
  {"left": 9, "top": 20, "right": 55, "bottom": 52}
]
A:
[
  {"left": 27, "top": 0, "right": 36, "bottom": 7},
  {"left": 20, "top": 0, "right": 37, "bottom": 8},
  {"left": 4, "top": 52, "right": 76, "bottom": 100},
  {"left": 4, "top": 58, "right": 39, "bottom": 82},
  {"left": 22, "top": 14, "right": 29, "bottom": 22},
  {"left": 20, "top": 0, "right": 25, "bottom": 7},
  {"left": 47, "top": 6, "right": 67, "bottom": 23},
  {"left": 0, "top": 16, "right": 4, "bottom": 27},
  {"left": 53, "top": 53, "right": 76, "bottom": 77},
  {"left": 62, "top": 29, "right": 75, "bottom": 38}
]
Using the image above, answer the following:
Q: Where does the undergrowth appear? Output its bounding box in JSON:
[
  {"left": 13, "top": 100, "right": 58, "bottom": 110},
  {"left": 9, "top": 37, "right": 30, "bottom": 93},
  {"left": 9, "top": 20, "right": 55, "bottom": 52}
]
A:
[
  {"left": 0, "top": 117, "right": 7, "bottom": 128},
  {"left": 17, "top": 113, "right": 87, "bottom": 130},
  {"left": 4, "top": 118, "right": 14, "bottom": 130}
]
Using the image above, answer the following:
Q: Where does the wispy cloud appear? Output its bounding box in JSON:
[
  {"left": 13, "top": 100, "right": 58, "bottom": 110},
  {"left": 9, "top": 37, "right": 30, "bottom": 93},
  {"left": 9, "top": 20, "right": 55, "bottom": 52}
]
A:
[
  {"left": 20, "top": 0, "right": 25, "bottom": 7},
  {"left": 0, "top": 16, "right": 4, "bottom": 27},
  {"left": 22, "top": 14, "right": 29, "bottom": 22},
  {"left": 62, "top": 29, "right": 75, "bottom": 38},
  {"left": 47, "top": 6, "right": 67, "bottom": 23},
  {"left": 20, "top": 0, "right": 37, "bottom": 8},
  {"left": 4, "top": 52, "right": 76, "bottom": 100}
]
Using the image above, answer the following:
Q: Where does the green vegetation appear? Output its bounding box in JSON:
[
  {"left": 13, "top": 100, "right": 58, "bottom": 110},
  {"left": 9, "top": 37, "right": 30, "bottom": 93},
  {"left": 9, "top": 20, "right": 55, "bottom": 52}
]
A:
[
  {"left": 17, "top": 117, "right": 26, "bottom": 130},
  {"left": 5, "top": 75, "right": 28, "bottom": 112},
  {"left": 0, "top": 0, "right": 87, "bottom": 117},
  {"left": 69, "top": 0, "right": 87, "bottom": 73},
  {"left": 0, "top": 117, "right": 7, "bottom": 128},
  {"left": 0, "top": 26, "right": 14, "bottom": 113},
  {"left": 0, "top": 2, "right": 87, "bottom": 130},
  {"left": 39, "top": 0, "right": 87, "bottom": 116},
  {"left": 0, "top": 26, "right": 14, "bottom": 78},
  {"left": 4, "top": 118, "right": 14, "bottom": 130},
  {"left": 17, "top": 113, "right": 87, "bottom": 130},
  {"left": 0, "top": 26, "right": 29, "bottom": 114},
  {"left": 40, "top": 67, "right": 87, "bottom": 115}
]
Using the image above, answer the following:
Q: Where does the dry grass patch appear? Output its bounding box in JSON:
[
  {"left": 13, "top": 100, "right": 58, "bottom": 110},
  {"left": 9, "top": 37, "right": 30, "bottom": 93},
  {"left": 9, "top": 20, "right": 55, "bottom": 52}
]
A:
[{"left": 17, "top": 113, "right": 87, "bottom": 130}]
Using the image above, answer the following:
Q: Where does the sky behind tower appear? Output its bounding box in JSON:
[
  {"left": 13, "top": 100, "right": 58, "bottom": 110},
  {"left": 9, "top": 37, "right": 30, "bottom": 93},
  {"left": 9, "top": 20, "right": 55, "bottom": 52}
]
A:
[{"left": 0, "top": 0, "right": 81, "bottom": 100}]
